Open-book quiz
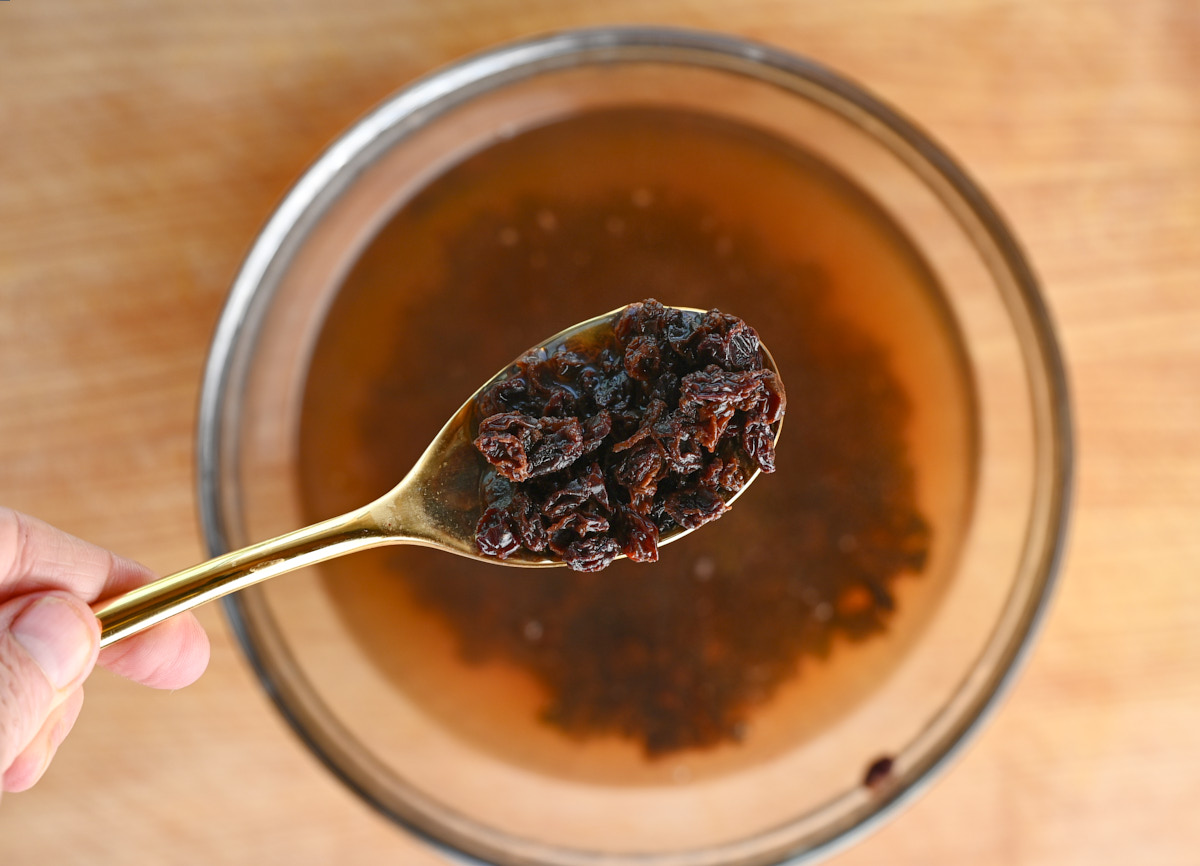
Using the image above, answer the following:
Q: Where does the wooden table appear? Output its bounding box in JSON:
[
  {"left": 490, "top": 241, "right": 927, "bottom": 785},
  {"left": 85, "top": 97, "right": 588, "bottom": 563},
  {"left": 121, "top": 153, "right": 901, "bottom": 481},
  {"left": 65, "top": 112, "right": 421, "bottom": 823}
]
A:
[{"left": 2, "top": 2, "right": 1197, "bottom": 863}]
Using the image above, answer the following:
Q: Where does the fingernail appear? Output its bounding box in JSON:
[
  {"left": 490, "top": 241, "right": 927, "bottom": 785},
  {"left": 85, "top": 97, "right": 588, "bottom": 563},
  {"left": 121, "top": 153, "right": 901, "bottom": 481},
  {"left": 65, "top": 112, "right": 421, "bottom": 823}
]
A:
[{"left": 11, "top": 598, "right": 96, "bottom": 691}]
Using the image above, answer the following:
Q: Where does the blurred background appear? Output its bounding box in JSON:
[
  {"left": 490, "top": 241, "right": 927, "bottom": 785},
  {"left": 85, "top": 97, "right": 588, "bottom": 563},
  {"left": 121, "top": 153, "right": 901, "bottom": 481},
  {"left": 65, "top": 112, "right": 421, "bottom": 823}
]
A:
[{"left": 1, "top": 1, "right": 1197, "bottom": 863}]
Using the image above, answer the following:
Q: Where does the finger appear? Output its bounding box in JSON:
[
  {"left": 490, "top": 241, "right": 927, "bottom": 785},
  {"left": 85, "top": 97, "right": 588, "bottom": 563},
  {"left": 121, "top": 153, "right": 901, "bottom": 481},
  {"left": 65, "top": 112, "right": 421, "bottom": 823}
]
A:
[
  {"left": 0, "top": 508, "right": 211, "bottom": 688},
  {"left": 0, "top": 593, "right": 99, "bottom": 781},
  {"left": 98, "top": 611, "right": 210, "bottom": 690},
  {"left": 0, "top": 508, "right": 158, "bottom": 602},
  {"left": 1, "top": 687, "right": 85, "bottom": 794}
]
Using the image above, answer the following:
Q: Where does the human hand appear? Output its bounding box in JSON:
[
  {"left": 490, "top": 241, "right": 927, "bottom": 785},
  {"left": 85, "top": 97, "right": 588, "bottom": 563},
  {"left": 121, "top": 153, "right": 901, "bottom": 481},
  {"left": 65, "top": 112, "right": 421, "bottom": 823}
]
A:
[{"left": 0, "top": 508, "right": 210, "bottom": 797}]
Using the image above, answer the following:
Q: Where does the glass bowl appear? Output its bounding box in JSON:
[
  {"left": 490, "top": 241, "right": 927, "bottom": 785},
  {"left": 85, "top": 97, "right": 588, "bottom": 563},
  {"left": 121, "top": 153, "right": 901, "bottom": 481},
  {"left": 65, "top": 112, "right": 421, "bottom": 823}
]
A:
[{"left": 198, "top": 27, "right": 1072, "bottom": 866}]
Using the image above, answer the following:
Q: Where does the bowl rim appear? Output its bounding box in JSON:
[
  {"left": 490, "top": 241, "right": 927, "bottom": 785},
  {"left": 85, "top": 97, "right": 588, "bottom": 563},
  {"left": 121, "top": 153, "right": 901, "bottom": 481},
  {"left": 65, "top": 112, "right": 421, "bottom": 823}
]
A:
[{"left": 198, "top": 25, "right": 1073, "bottom": 866}]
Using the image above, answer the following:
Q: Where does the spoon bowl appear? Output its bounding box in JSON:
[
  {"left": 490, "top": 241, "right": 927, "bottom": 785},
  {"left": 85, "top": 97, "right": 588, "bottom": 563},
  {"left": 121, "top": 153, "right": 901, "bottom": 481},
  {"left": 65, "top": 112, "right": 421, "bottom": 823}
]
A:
[{"left": 93, "top": 304, "right": 782, "bottom": 647}]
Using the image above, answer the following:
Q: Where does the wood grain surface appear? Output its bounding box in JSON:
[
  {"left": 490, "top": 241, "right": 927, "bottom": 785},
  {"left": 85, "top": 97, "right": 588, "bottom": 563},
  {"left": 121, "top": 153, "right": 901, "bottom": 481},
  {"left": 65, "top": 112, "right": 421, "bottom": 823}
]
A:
[{"left": 1, "top": 1, "right": 1198, "bottom": 863}]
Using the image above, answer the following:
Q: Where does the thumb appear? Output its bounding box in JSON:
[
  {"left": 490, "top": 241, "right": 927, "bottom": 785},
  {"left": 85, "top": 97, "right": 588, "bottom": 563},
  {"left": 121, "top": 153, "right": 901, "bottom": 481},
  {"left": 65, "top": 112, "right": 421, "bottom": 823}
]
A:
[{"left": 0, "top": 592, "right": 100, "bottom": 780}]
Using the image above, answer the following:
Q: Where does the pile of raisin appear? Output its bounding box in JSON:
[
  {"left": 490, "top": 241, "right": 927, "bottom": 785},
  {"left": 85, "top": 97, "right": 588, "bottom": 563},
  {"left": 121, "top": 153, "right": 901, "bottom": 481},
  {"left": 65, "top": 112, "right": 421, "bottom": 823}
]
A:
[{"left": 471, "top": 299, "right": 786, "bottom": 571}]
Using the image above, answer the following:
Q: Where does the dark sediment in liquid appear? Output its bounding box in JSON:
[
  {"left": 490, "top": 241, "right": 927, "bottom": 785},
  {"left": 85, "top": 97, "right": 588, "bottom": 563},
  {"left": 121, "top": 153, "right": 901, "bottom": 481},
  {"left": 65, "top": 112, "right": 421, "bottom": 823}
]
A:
[{"left": 297, "top": 108, "right": 976, "bottom": 782}]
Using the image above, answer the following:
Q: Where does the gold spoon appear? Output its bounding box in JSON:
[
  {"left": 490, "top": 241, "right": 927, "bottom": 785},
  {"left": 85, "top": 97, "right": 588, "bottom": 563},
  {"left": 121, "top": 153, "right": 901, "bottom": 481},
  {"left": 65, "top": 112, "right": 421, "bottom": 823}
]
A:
[{"left": 93, "top": 305, "right": 782, "bottom": 648}]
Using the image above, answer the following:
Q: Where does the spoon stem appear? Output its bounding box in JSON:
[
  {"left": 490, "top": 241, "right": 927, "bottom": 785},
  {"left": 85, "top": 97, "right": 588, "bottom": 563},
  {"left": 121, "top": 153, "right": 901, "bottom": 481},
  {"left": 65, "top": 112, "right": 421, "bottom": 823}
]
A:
[{"left": 93, "top": 508, "right": 387, "bottom": 648}]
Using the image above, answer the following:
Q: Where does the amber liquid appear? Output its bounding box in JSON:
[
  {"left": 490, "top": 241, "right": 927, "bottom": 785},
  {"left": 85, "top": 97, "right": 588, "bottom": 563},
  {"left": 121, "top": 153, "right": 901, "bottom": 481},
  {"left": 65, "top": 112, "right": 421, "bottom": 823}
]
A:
[{"left": 297, "top": 108, "right": 976, "bottom": 785}]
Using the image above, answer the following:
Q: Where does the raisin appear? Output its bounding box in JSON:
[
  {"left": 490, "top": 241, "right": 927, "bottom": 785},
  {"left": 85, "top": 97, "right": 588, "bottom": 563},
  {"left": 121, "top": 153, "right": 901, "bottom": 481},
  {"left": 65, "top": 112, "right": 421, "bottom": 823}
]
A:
[
  {"left": 475, "top": 506, "right": 521, "bottom": 559},
  {"left": 547, "top": 510, "right": 611, "bottom": 538},
  {"left": 479, "top": 469, "right": 514, "bottom": 506},
  {"left": 740, "top": 422, "right": 777, "bottom": 473},
  {"left": 543, "top": 462, "right": 610, "bottom": 520},
  {"left": 694, "top": 310, "right": 762, "bottom": 371},
  {"left": 509, "top": 490, "right": 548, "bottom": 553},
  {"left": 692, "top": 402, "right": 736, "bottom": 452},
  {"left": 593, "top": 370, "right": 632, "bottom": 409},
  {"left": 623, "top": 335, "right": 665, "bottom": 381},
  {"left": 561, "top": 536, "right": 621, "bottom": 572},
  {"left": 664, "top": 486, "right": 728, "bottom": 529},
  {"left": 475, "top": 376, "right": 530, "bottom": 417},
  {"left": 863, "top": 755, "right": 895, "bottom": 791},
  {"left": 658, "top": 427, "right": 704, "bottom": 475},
  {"left": 613, "top": 441, "right": 665, "bottom": 514},
  {"left": 581, "top": 410, "right": 612, "bottom": 454},
  {"left": 680, "top": 367, "right": 767, "bottom": 407},
  {"left": 474, "top": 413, "right": 540, "bottom": 481},
  {"left": 474, "top": 413, "right": 586, "bottom": 482},
  {"left": 664, "top": 309, "right": 700, "bottom": 362},
  {"left": 697, "top": 458, "right": 746, "bottom": 494},
  {"left": 617, "top": 506, "right": 660, "bottom": 562}
]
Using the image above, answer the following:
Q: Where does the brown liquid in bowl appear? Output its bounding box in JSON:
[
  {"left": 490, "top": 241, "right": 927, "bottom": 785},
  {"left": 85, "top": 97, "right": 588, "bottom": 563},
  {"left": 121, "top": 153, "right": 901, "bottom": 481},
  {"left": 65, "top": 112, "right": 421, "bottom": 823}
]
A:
[{"left": 297, "top": 108, "right": 977, "bottom": 783}]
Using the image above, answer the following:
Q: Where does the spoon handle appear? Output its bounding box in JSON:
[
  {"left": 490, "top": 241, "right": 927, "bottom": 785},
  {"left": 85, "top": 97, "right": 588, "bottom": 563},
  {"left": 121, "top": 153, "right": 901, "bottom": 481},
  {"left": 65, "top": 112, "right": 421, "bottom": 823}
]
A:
[{"left": 93, "top": 509, "right": 388, "bottom": 648}]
